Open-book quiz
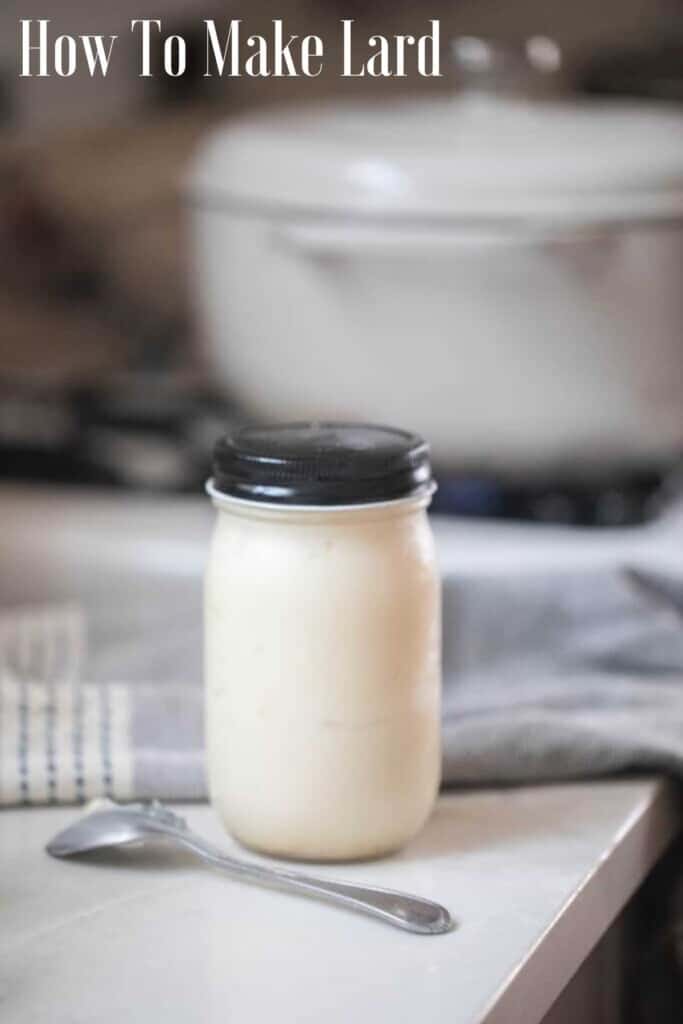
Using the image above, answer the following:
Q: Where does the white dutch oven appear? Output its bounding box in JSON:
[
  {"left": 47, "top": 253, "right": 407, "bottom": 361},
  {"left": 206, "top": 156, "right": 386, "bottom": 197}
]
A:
[{"left": 190, "top": 54, "right": 683, "bottom": 473}]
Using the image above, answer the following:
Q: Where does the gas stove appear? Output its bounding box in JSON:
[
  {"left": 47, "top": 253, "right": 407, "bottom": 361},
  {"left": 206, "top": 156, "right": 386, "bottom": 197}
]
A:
[{"left": 0, "top": 375, "right": 676, "bottom": 526}]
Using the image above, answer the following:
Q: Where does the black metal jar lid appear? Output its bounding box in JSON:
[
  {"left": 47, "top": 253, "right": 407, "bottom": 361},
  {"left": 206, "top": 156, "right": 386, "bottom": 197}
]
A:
[{"left": 211, "top": 422, "right": 433, "bottom": 506}]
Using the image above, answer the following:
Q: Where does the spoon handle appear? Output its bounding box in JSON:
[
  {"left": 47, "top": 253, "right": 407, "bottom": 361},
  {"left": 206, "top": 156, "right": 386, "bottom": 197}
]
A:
[{"left": 171, "top": 831, "right": 453, "bottom": 935}]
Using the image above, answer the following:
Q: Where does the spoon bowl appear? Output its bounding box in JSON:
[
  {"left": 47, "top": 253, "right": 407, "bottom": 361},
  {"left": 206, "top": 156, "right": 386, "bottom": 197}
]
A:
[
  {"left": 47, "top": 810, "right": 151, "bottom": 857},
  {"left": 46, "top": 801, "right": 188, "bottom": 858}
]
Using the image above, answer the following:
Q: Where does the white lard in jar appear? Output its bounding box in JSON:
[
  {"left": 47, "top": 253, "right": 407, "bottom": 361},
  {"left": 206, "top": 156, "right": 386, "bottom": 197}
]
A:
[{"left": 205, "top": 423, "right": 441, "bottom": 860}]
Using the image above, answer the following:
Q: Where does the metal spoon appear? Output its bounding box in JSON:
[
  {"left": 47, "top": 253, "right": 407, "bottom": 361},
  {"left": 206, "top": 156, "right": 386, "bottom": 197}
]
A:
[{"left": 46, "top": 800, "right": 454, "bottom": 935}]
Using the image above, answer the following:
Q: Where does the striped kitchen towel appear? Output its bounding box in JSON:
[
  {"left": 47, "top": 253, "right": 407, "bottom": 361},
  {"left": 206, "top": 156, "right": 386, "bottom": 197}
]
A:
[{"left": 0, "top": 604, "right": 204, "bottom": 806}]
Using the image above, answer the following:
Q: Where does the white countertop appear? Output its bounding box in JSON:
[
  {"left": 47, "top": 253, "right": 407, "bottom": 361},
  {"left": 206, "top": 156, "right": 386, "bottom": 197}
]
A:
[{"left": 1, "top": 778, "right": 678, "bottom": 1024}]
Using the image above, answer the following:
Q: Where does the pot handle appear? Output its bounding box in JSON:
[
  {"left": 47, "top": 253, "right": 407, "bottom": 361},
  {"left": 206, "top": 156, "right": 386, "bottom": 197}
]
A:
[{"left": 274, "top": 220, "right": 607, "bottom": 257}]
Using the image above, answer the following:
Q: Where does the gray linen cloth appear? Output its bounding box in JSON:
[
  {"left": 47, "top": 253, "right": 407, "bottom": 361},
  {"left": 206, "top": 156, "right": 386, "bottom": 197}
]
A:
[{"left": 442, "top": 564, "right": 683, "bottom": 784}]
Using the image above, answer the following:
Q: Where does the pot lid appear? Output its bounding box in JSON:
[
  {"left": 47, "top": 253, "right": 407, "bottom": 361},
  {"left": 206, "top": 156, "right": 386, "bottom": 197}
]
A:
[{"left": 191, "top": 42, "right": 683, "bottom": 224}]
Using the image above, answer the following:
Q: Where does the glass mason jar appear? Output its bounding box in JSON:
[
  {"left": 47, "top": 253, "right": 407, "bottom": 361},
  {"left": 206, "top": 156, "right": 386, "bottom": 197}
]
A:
[{"left": 205, "top": 423, "right": 441, "bottom": 861}]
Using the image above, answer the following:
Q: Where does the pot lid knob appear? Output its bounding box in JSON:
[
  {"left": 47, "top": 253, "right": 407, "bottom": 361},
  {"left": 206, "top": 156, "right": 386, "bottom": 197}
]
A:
[{"left": 451, "top": 36, "right": 563, "bottom": 98}]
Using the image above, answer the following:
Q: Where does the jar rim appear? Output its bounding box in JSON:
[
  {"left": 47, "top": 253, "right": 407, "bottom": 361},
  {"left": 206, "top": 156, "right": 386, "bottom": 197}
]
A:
[{"left": 206, "top": 477, "right": 436, "bottom": 514}]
